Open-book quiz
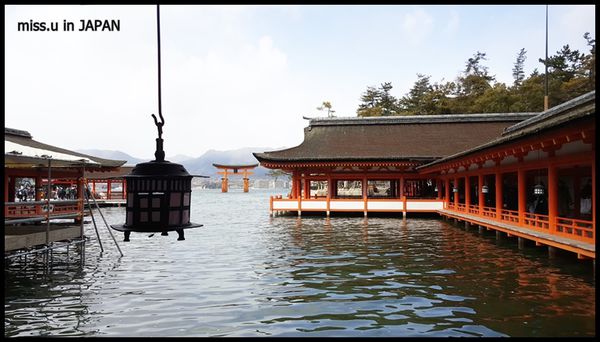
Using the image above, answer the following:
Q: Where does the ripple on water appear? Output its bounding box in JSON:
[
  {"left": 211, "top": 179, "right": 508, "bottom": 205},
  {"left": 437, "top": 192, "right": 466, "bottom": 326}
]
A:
[{"left": 4, "top": 190, "right": 596, "bottom": 337}]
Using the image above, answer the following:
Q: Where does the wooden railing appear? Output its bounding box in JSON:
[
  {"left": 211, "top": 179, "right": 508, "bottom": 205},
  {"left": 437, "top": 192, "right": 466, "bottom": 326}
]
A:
[
  {"left": 500, "top": 209, "right": 520, "bottom": 224},
  {"left": 523, "top": 212, "right": 550, "bottom": 230},
  {"left": 467, "top": 204, "right": 479, "bottom": 215},
  {"left": 444, "top": 204, "right": 593, "bottom": 245},
  {"left": 5, "top": 200, "right": 82, "bottom": 219},
  {"left": 271, "top": 195, "right": 595, "bottom": 246},
  {"left": 481, "top": 206, "right": 497, "bottom": 219},
  {"left": 556, "top": 217, "right": 594, "bottom": 242}
]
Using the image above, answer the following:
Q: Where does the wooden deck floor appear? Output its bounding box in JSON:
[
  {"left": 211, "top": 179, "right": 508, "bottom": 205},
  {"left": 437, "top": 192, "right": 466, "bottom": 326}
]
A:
[
  {"left": 5, "top": 224, "right": 83, "bottom": 252},
  {"left": 438, "top": 209, "right": 595, "bottom": 258},
  {"left": 87, "top": 199, "right": 126, "bottom": 207}
]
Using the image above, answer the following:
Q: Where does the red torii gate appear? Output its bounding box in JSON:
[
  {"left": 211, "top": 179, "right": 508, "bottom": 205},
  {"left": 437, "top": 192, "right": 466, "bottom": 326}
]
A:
[{"left": 213, "top": 163, "right": 258, "bottom": 193}]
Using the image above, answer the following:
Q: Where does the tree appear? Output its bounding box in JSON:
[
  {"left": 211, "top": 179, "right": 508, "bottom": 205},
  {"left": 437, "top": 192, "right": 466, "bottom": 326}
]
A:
[
  {"left": 582, "top": 32, "right": 595, "bottom": 90},
  {"left": 512, "top": 48, "right": 527, "bottom": 86},
  {"left": 465, "top": 51, "right": 494, "bottom": 79},
  {"left": 459, "top": 51, "right": 495, "bottom": 97},
  {"left": 539, "top": 44, "right": 584, "bottom": 83},
  {"left": 378, "top": 82, "right": 398, "bottom": 116},
  {"left": 399, "top": 74, "right": 433, "bottom": 115},
  {"left": 356, "top": 82, "right": 399, "bottom": 117},
  {"left": 317, "top": 101, "right": 336, "bottom": 117},
  {"left": 353, "top": 32, "right": 594, "bottom": 116}
]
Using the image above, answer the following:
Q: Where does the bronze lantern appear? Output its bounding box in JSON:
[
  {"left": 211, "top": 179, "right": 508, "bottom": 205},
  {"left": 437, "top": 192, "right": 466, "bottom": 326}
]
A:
[
  {"left": 111, "top": 5, "right": 205, "bottom": 242},
  {"left": 111, "top": 113, "right": 203, "bottom": 241}
]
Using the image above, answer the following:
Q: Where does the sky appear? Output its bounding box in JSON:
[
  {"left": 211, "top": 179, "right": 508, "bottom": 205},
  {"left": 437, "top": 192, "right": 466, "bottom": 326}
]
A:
[{"left": 4, "top": 5, "right": 596, "bottom": 160}]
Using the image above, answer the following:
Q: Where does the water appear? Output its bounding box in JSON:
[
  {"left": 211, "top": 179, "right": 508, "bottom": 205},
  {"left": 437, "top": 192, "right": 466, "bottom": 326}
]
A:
[{"left": 4, "top": 189, "right": 595, "bottom": 337}]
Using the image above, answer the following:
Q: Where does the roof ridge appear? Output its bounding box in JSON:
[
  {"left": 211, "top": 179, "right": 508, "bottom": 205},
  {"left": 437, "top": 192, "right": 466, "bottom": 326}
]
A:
[
  {"left": 502, "top": 90, "right": 595, "bottom": 135},
  {"left": 5, "top": 127, "right": 32, "bottom": 138},
  {"left": 307, "top": 113, "right": 539, "bottom": 126}
]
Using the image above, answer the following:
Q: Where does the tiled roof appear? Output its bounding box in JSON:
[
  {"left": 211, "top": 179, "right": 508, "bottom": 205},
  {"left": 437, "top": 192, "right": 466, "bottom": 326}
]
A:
[
  {"left": 5, "top": 128, "right": 127, "bottom": 169},
  {"left": 418, "top": 90, "right": 595, "bottom": 170},
  {"left": 254, "top": 113, "right": 537, "bottom": 164}
]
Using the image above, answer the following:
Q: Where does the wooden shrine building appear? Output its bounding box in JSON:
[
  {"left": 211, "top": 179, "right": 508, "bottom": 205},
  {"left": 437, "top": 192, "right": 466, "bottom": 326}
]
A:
[
  {"left": 254, "top": 90, "right": 595, "bottom": 260},
  {"left": 4, "top": 127, "right": 126, "bottom": 252}
]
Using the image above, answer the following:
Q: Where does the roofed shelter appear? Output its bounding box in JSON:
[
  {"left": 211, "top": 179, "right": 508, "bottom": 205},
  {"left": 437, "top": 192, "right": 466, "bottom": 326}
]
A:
[
  {"left": 4, "top": 127, "right": 126, "bottom": 252},
  {"left": 254, "top": 113, "right": 536, "bottom": 216},
  {"left": 418, "top": 91, "right": 595, "bottom": 259},
  {"left": 254, "top": 91, "right": 595, "bottom": 260}
]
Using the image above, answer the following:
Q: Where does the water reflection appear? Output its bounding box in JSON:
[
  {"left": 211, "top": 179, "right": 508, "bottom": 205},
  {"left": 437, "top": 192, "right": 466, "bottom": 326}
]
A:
[
  {"left": 4, "top": 189, "right": 595, "bottom": 337},
  {"left": 261, "top": 215, "right": 594, "bottom": 337}
]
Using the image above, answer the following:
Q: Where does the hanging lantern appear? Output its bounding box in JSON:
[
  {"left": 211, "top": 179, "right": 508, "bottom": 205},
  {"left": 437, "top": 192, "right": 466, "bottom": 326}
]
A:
[
  {"left": 533, "top": 183, "right": 545, "bottom": 196},
  {"left": 481, "top": 185, "right": 489, "bottom": 194},
  {"left": 111, "top": 114, "right": 203, "bottom": 242},
  {"left": 111, "top": 5, "right": 204, "bottom": 242}
]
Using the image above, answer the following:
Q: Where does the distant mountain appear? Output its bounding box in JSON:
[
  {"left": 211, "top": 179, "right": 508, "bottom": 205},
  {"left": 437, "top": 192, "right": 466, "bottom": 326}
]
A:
[
  {"left": 76, "top": 147, "right": 285, "bottom": 179},
  {"left": 76, "top": 149, "right": 145, "bottom": 166}
]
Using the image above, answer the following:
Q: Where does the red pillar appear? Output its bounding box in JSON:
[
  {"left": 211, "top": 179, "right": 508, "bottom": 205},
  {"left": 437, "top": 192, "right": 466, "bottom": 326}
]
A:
[
  {"left": 399, "top": 176, "right": 404, "bottom": 199},
  {"left": 548, "top": 164, "right": 558, "bottom": 233},
  {"left": 107, "top": 179, "right": 112, "bottom": 199},
  {"left": 478, "top": 174, "right": 484, "bottom": 214},
  {"left": 445, "top": 177, "right": 450, "bottom": 209},
  {"left": 592, "top": 156, "right": 596, "bottom": 233},
  {"left": 465, "top": 175, "right": 471, "bottom": 209},
  {"left": 362, "top": 174, "right": 368, "bottom": 216},
  {"left": 326, "top": 174, "right": 332, "bottom": 215},
  {"left": 453, "top": 177, "right": 459, "bottom": 207},
  {"left": 495, "top": 171, "right": 503, "bottom": 219},
  {"left": 437, "top": 179, "right": 442, "bottom": 199},
  {"left": 303, "top": 175, "right": 310, "bottom": 199},
  {"left": 76, "top": 174, "right": 84, "bottom": 224},
  {"left": 517, "top": 168, "right": 526, "bottom": 226}
]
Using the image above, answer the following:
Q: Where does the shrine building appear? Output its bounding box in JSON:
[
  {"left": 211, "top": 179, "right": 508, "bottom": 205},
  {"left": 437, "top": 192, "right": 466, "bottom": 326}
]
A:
[{"left": 254, "top": 90, "right": 595, "bottom": 260}]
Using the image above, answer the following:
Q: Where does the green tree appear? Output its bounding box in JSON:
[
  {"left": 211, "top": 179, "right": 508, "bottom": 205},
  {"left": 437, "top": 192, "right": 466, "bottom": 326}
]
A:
[
  {"left": 582, "top": 32, "right": 595, "bottom": 91},
  {"left": 356, "top": 82, "right": 399, "bottom": 117},
  {"left": 378, "top": 82, "right": 398, "bottom": 116},
  {"left": 472, "top": 83, "right": 516, "bottom": 113},
  {"left": 459, "top": 51, "right": 495, "bottom": 97},
  {"left": 354, "top": 32, "right": 594, "bottom": 116},
  {"left": 512, "top": 48, "right": 527, "bottom": 86},
  {"left": 399, "top": 74, "right": 433, "bottom": 115}
]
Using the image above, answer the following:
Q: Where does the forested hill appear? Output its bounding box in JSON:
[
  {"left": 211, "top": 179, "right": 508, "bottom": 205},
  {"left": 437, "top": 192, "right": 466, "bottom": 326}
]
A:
[{"left": 355, "top": 32, "right": 595, "bottom": 117}]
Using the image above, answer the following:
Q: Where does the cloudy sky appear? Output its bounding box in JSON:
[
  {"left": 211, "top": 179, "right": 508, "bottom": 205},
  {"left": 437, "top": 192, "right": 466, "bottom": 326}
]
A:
[{"left": 5, "top": 5, "right": 595, "bottom": 160}]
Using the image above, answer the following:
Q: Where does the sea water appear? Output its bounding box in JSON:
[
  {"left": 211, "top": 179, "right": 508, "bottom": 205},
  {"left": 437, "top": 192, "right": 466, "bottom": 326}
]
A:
[{"left": 4, "top": 189, "right": 595, "bottom": 337}]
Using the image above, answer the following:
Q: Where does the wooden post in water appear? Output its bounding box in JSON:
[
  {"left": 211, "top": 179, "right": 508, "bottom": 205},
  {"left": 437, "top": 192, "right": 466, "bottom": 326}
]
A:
[{"left": 221, "top": 170, "right": 228, "bottom": 193}]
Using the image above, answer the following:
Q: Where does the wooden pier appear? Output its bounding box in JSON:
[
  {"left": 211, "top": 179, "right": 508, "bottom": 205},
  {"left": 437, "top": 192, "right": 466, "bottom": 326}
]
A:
[
  {"left": 438, "top": 209, "right": 595, "bottom": 259},
  {"left": 5, "top": 224, "right": 82, "bottom": 252}
]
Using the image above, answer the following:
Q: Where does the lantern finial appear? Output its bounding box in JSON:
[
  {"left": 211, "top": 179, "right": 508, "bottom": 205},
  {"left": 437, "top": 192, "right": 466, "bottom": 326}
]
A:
[{"left": 151, "top": 113, "right": 165, "bottom": 162}]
